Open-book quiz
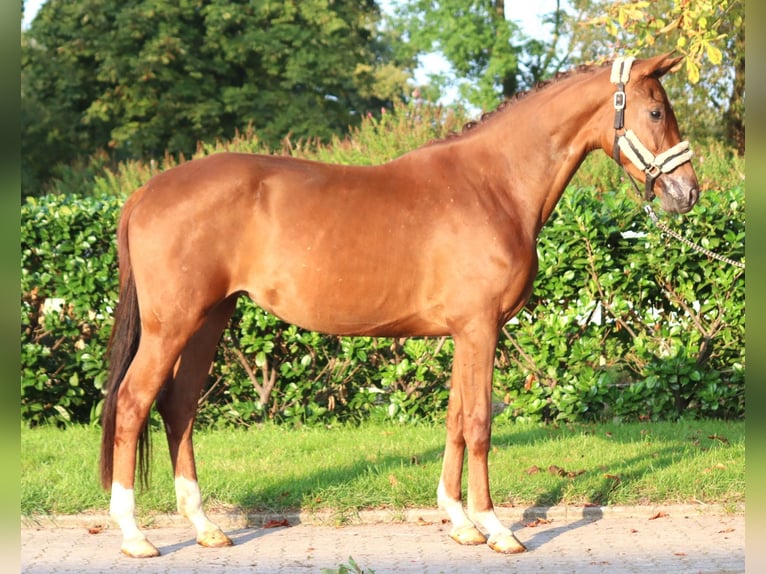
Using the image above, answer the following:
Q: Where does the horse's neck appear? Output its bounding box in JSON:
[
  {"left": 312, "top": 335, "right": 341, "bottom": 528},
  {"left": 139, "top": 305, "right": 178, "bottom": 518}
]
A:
[{"left": 453, "top": 73, "right": 609, "bottom": 233}]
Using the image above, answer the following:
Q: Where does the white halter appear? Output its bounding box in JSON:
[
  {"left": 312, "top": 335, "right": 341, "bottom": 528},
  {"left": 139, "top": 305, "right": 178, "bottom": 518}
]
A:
[{"left": 610, "top": 57, "right": 694, "bottom": 200}]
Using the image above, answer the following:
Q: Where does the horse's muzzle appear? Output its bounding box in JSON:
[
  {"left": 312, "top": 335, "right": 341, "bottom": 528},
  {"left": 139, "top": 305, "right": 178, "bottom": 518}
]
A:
[{"left": 658, "top": 177, "right": 699, "bottom": 214}]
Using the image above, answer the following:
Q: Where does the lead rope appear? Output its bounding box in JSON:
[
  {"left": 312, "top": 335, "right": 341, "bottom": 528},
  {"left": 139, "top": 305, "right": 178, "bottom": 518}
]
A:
[
  {"left": 643, "top": 202, "right": 746, "bottom": 270},
  {"left": 621, "top": 167, "right": 745, "bottom": 270}
]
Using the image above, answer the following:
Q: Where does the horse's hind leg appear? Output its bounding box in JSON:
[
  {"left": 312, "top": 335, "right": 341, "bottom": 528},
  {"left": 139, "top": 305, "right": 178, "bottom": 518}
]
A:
[
  {"left": 110, "top": 327, "right": 196, "bottom": 558},
  {"left": 156, "top": 296, "right": 238, "bottom": 548}
]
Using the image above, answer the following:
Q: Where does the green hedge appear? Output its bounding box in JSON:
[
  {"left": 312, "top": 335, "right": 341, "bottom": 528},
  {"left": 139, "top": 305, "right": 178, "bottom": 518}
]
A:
[
  {"left": 21, "top": 194, "right": 122, "bottom": 425},
  {"left": 21, "top": 104, "right": 745, "bottom": 427}
]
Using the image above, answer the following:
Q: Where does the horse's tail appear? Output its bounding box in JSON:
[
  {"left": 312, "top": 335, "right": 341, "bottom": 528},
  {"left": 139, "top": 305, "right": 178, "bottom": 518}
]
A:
[{"left": 100, "top": 191, "right": 150, "bottom": 491}]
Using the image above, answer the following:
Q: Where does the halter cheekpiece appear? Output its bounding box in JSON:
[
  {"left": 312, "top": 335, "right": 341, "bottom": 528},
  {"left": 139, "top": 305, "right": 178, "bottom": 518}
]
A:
[{"left": 610, "top": 57, "right": 693, "bottom": 201}]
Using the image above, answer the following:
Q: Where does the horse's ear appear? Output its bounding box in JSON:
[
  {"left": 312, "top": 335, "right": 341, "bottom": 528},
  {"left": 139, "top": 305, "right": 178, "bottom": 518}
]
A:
[{"left": 641, "top": 52, "right": 685, "bottom": 79}]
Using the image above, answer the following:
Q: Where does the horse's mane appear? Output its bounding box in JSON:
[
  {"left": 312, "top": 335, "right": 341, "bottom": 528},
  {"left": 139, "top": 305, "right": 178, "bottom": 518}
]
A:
[{"left": 450, "top": 62, "right": 609, "bottom": 137}]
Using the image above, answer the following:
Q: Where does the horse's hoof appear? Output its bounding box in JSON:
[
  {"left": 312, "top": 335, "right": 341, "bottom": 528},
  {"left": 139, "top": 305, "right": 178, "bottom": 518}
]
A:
[
  {"left": 487, "top": 532, "right": 527, "bottom": 554},
  {"left": 197, "top": 528, "right": 233, "bottom": 548},
  {"left": 449, "top": 524, "right": 488, "bottom": 546},
  {"left": 120, "top": 537, "right": 161, "bottom": 558}
]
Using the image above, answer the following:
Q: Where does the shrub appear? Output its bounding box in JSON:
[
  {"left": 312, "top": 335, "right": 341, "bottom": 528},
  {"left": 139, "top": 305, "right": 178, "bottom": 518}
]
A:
[
  {"left": 494, "top": 181, "right": 744, "bottom": 423},
  {"left": 21, "top": 194, "right": 122, "bottom": 425}
]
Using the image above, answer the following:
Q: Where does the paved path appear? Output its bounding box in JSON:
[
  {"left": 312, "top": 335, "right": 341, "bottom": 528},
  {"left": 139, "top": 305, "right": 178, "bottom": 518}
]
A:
[{"left": 22, "top": 505, "right": 744, "bottom": 573}]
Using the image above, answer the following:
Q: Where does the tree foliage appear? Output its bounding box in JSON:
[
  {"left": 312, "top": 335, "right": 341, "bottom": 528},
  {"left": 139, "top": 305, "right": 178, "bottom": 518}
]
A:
[
  {"left": 392, "top": 0, "right": 519, "bottom": 110},
  {"left": 21, "top": 0, "right": 412, "bottom": 196},
  {"left": 390, "top": 1, "right": 570, "bottom": 111},
  {"left": 587, "top": 0, "right": 739, "bottom": 83}
]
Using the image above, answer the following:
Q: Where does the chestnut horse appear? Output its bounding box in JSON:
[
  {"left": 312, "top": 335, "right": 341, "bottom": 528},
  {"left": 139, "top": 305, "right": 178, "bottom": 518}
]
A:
[{"left": 100, "top": 54, "right": 698, "bottom": 557}]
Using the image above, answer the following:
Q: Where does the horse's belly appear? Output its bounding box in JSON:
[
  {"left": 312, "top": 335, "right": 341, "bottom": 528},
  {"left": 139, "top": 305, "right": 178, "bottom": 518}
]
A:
[{"left": 248, "top": 278, "right": 449, "bottom": 338}]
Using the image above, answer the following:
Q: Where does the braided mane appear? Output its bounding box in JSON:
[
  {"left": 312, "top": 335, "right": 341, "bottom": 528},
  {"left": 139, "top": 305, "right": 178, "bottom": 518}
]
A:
[{"left": 457, "top": 62, "right": 609, "bottom": 134}]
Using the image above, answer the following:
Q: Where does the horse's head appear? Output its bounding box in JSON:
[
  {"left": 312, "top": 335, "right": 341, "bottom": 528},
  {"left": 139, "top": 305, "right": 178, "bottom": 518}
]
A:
[{"left": 608, "top": 53, "right": 699, "bottom": 214}]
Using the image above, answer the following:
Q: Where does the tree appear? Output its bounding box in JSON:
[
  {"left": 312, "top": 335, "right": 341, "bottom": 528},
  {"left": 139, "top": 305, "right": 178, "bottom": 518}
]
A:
[
  {"left": 390, "top": 1, "right": 569, "bottom": 111},
  {"left": 510, "top": 0, "right": 572, "bottom": 91},
  {"left": 21, "top": 0, "right": 412, "bottom": 196}
]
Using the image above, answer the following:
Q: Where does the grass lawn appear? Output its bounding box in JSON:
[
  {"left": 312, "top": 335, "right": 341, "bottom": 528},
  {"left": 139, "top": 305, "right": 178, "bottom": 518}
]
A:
[{"left": 21, "top": 419, "right": 744, "bottom": 518}]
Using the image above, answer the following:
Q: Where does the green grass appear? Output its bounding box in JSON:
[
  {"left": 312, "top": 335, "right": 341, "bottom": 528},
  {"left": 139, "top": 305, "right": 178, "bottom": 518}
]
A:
[{"left": 21, "top": 420, "right": 744, "bottom": 518}]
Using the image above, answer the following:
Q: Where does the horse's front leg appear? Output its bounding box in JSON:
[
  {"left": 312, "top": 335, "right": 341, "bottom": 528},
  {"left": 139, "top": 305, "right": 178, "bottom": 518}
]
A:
[
  {"left": 442, "top": 321, "right": 527, "bottom": 554},
  {"left": 437, "top": 381, "right": 487, "bottom": 546}
]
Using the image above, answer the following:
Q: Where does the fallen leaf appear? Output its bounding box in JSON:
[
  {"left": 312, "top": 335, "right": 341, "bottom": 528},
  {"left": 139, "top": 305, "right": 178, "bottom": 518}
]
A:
[
  {"left": 649, "top": 511, "right": 669, "bottom": 520},
  {"left": 525, "top": 465, "right": 540, "bottom": 475},
  {"left": 263, "top": 519, "right": 290, "bottom": 529},
  {"left": 674, "top": 552, "right": 687, "bottom": 557},
  {"left": 524, "top": 517, "right": 552, "bottom": 528},
  {"left": 604, "top": 473, "right": 621, "bottom": 483},
  {"left": 416, "top": 517, "right": 433, "bottom": 526},
  {"left": 630, "top": 528, "right": 638, "bottom": 533},
  {"left": 87, "top": 525, "right": 105, "bottom": 535},
  {"left": 708, "top": 434, "right": 730, "bottom": 444},
  {"left": 719, "top": 527, "right": 735, "bottom": 534},
  {"left": 548, "top": 465, "right": 585, "bottom": 478},
  {"left": 388, "top": 474, "right": 399, "bottom": 487},
  {"left": 524, "top": 373, "right": 536, "bottom": 391}
]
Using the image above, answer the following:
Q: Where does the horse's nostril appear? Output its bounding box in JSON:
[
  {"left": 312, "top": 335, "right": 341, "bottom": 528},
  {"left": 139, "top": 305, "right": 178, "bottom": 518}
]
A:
[{"left": 689, "top": 187, "right": 699, "bottom": 205}]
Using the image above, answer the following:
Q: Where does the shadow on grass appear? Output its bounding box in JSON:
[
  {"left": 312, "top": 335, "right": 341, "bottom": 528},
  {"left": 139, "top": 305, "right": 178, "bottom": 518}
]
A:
[
  {"left": 229, "top": 423, "right": 696, "bottom": 512},
  {"left": 489, "top": 423, "right": 698, "bottom": 508},
  {"left": 207, "top": 421, "right": 706, "bottom": 551}
]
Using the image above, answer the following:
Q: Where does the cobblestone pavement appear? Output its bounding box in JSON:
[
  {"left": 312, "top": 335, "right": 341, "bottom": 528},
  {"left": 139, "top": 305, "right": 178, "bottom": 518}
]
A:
[{"left": 21, "top": 506, "right": 744, "bottom": 573}]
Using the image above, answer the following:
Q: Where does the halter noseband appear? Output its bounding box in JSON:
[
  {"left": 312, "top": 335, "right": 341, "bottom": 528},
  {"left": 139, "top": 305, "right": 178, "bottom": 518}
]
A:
[{"left": 610, "top": 57, "right": 694, "bottom": 201}]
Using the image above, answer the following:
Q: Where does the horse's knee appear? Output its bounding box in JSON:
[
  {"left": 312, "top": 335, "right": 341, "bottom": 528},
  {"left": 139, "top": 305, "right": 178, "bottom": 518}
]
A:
[{"left": 463, "top": 416, "right": 492, "bottom": 453}]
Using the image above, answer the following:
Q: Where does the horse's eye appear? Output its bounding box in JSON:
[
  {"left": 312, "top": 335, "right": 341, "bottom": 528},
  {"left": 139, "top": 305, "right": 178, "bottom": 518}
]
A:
[{"left": 650, "top": 109, "right": 663, "bottom": 121}]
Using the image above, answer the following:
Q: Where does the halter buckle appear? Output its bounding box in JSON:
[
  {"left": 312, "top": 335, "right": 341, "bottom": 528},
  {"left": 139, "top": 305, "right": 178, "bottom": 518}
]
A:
[
  {"left": 645, "top": 164, "right": 661, "bottom": 179},
  {"left": 613, "top": 91, "right": 626, "bottom": 111}
]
